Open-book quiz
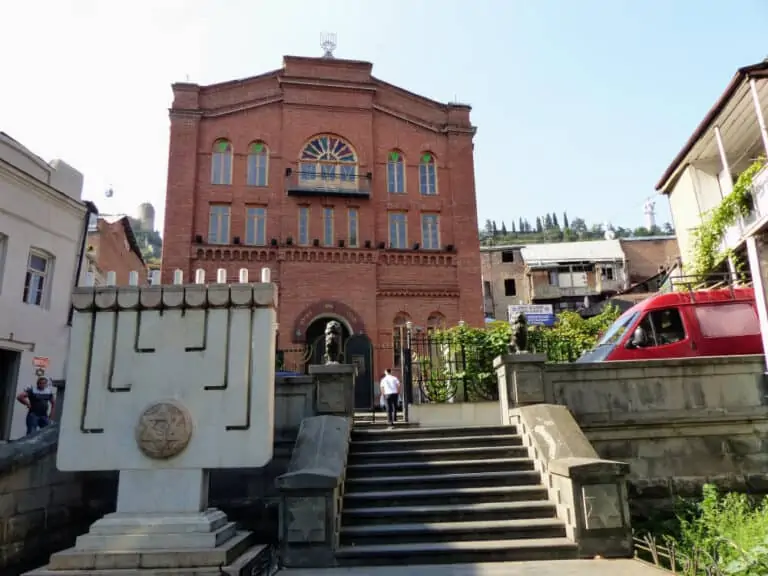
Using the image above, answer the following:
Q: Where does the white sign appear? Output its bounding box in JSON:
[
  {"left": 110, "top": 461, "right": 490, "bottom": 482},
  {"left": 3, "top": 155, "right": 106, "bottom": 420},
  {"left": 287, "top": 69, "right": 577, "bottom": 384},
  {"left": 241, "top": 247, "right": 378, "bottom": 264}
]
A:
[{"left": 508, "top": 304, "right": 553, "bottom": 318}]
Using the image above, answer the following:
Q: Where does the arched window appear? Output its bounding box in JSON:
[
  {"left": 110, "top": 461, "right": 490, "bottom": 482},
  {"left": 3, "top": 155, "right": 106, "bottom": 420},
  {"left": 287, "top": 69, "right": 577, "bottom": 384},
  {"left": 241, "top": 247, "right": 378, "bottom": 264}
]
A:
[
  {"left": 427, "top": 312, "right": 446, "bottom": 333},
  {"left": 419, "top": 152, "right": 437, "bottom": 196},
  {"left": 300, "top": 135, "right": 357, "bottom": 191},
  {"left": 387, "top": 150, "right": 405, "bottom": 194},
  {"left": 392, "top": 313, "right": 411, "bottom": 368},
  {"left": 247, "top": 142, "right": 269, "bottom": 187},
  {"left": 211, "top": 139, "right": 233, "bottom": 185}
]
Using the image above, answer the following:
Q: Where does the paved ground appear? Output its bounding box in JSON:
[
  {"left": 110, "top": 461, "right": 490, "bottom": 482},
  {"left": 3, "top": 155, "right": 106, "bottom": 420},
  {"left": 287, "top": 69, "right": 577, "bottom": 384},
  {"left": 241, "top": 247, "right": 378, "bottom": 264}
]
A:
[{"left": 279, "top": 559, "right": 667, "bottom": 575}]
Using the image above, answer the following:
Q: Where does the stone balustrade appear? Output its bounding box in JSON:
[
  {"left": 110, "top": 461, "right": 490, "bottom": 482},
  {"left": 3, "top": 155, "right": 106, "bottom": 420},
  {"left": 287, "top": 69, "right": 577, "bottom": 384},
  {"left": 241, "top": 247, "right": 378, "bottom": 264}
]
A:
[
  {"left": 275, "top": 415, "right": 352, "bottom": 568},
  {"left": 510, "top": 404, "right": 633, "bottom": 559}
]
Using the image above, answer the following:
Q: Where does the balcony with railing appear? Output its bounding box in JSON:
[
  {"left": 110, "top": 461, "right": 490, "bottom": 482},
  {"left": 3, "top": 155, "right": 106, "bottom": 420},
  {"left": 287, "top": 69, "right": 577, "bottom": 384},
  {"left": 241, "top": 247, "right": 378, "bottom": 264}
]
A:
[
  {"left": 530, "top": 283, "right": 597, "bottom": 300},
  {"left": 285, "top": 167, "right": 372, "bottom": 198},
  {"left": 723, "top": 164, "right": 768, "bottom": 249}
]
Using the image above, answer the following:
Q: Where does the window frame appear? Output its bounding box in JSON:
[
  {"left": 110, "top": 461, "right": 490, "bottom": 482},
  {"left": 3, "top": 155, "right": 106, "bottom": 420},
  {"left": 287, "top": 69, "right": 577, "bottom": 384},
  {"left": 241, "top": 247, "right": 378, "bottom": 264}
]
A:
[
  {"left": 392, "top": 314, "right": 410, "bottom": 367},
  {"left": 389, "top": 212, "right": 408, "bottom": 249},
  {"left": 632, "top": 307, "right": 688, "bottom": 348},
  {"left": 299, "top": 135, "right": 358, "bottom": 191},
  {"left": 348, "top": 208, "right": 359, "bottom": 248},
  {"left": 298, "top": 206, "right": 310, "bottom": 246},
  {"left": 387, "top": 150, "right": 406, "bottom": 194},
  {"left": 323, "top": 207, "right": 335, "bottom": 247},
  {"left": 504, "top": 278, "right": 517, "bottom": 296},
  {"left": 245, "top": 206, "right": 267, "bottom": 246},
  {"left": 501, "top": 251, "right": 515, "bottom": 263},
  {"left": 211, "top": 139, "right": 233, "bottom": 185},
  {"left": 23, "top": 249, "right": 53, "bottom": 308},
  {"left": 208, "top": 204, "right": 231, "bottom": 245},
  {"left": 419, "top": 152, "right": 438, "bottom": 196},
  {"left": 246, "top": 142, "right": 269, "bottom": 187},
  {"left": 694, "top": 303, "right": 761, "bottom": 338},
  {"left": 421, "top": 213, "right": 440, "bottom": 250}
]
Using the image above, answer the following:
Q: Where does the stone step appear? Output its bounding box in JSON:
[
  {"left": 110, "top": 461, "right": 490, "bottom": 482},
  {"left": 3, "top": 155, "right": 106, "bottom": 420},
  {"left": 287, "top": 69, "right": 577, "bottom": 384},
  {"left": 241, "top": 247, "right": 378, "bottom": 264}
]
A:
[
  {"left": 346, "top": 457, "right": 535, "bottom": 478},
  {"left": 335, "top": 537, "right": 579, "bottom": 566},
  {"left": 350, "top": 434, "right": 524, "bottom": 452},
  {"left": 343, "top": 484, "right": 550, "bottom": 508},
  {"left": 351, "top": 425, "right": 518, "bottom": 441},
  {"left": 340, "top": 518, "right": 567, "bottom": 546},
  {"left": 342, "top": 500, "right": 557, "bottom": 526},
  {"left": 348, "top": 445, "right": 529, "bottom": 463},
  {"left": 345, "top": 469, "right": 542, "bottom": 491}
]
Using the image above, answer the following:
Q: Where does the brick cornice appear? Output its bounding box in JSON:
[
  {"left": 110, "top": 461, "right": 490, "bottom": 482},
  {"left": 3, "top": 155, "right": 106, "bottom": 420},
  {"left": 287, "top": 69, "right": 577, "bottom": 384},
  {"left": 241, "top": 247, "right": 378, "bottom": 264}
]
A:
[{"left": 376, "top": 288, "right": 460, "bottom": 298}]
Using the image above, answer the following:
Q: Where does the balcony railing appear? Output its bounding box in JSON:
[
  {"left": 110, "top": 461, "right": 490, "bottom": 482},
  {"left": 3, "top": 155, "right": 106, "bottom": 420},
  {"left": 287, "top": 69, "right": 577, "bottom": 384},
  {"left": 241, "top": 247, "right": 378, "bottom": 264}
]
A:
[
  {"left": 530, "top": 284, "right": 597, "bottom": 300},
  {"left": 285, "top": 168, "right": 371, "bottom": 198},
  {"left": 723, "top": 164, "right": 768, "bottom": 249}
]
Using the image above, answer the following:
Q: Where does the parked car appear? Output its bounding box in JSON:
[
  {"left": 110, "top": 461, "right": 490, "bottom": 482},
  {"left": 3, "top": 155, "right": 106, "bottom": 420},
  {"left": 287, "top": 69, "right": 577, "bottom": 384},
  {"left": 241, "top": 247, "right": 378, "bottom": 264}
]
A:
[{"left": 576, "top": 287, "right": 763, "bottom": 363}]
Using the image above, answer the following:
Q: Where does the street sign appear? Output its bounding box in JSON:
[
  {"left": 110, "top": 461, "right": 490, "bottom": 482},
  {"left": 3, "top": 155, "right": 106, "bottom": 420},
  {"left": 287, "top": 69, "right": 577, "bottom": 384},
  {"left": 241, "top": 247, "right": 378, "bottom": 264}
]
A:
[
  {"left": 508, "top": 304, "right": 556, "bottom": 327},
  {"left": 33, "top": 357, "right": 49, "bottom": 369}
]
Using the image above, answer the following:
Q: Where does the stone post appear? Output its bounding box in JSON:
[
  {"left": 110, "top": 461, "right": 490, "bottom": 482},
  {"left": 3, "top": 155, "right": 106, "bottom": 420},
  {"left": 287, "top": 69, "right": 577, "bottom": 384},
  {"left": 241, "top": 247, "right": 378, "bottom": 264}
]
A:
[
  {"left": 494, "top": 353, "right": 547, "bottom": 425},
  {"left": 309, "top": 364, "right": 357, "bottom": 416}
]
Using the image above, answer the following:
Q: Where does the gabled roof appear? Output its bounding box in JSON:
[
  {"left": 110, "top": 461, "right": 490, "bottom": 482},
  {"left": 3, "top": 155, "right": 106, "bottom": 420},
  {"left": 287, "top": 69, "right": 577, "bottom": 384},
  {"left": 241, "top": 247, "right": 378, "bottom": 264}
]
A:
[{"left": 89, "top": 214, "right": 145, "bottom": 266}]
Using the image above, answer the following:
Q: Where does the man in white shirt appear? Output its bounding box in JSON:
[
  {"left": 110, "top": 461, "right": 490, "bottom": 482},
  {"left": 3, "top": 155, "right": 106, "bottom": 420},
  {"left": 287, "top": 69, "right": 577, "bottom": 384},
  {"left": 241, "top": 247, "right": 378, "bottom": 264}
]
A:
[{"left": 379, "top": 369, "right": 401, "bottom": 427}]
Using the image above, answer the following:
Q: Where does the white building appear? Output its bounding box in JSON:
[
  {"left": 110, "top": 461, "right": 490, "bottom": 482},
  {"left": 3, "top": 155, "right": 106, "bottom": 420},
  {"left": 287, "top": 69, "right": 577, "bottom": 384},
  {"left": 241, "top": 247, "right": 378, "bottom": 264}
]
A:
[
  {"left": 656, "top": 60, "right": 768, "bottom": 366},
  {"left": 0, "top": 133, "right": 94, "bottom": 439}
]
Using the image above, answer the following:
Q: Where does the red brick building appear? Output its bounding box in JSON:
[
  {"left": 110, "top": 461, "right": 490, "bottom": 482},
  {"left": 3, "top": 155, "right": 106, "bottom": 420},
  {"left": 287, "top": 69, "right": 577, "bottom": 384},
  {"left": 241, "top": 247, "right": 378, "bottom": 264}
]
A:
[
  {"left": 86, "top": 215, "right": 146, "bottom": 286},
  {"left": 161, "top": 54, "right": 483, "bottom": 394}
]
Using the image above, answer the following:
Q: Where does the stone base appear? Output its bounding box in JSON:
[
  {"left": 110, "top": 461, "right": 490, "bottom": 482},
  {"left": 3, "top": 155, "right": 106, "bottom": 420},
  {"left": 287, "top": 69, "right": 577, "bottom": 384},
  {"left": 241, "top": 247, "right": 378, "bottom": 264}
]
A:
[{"left": 22, "top": 509, "right": 272, "bottom": 576}]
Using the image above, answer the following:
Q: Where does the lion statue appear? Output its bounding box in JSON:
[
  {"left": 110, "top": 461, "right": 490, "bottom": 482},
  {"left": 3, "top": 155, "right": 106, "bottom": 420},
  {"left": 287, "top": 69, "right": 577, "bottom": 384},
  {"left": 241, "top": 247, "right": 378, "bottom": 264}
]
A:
[
  {"left": 508, "top": 312, "right": 529, "bottom": 354},
  {"left": 324, "top": 320, "right": 343, "bottom": 364}
]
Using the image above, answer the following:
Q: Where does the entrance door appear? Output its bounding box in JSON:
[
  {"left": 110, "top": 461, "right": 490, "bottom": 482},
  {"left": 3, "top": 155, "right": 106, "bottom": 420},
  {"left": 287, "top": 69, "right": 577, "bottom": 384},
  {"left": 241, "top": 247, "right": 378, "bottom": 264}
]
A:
[
  {"left": 0, "top": 349, "right": 21, "bottom": 440},
  {"left": 345, "top": 334, "right": 374, "bottom": 410}
]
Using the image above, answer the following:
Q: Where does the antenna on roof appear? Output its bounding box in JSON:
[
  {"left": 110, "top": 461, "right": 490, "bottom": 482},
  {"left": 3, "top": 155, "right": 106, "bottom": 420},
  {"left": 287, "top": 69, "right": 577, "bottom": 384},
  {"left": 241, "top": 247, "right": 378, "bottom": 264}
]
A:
[{"left": 321, "top": 32, "right": 337, "bottom": 59}]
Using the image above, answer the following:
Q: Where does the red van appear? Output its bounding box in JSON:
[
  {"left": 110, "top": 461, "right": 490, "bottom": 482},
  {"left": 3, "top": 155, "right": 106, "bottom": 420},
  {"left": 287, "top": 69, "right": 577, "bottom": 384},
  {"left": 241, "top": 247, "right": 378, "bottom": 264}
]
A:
[{"left": 576, "top": 287, "right": 764, "bottom": 363}]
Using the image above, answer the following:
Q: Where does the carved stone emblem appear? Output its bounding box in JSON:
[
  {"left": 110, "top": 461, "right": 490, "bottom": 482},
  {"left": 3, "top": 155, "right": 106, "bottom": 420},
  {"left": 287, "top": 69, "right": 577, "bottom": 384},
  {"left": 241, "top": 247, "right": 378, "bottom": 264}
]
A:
[{"left": 135, "top": 401, "right": 193, "bottom": 460}]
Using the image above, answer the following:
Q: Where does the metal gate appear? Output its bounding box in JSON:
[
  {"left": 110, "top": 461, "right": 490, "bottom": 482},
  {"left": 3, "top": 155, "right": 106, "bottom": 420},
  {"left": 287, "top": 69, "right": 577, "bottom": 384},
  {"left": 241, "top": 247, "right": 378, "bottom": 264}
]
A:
[{"left": 345, "top": 334, "right": 374, "bottom": 410}]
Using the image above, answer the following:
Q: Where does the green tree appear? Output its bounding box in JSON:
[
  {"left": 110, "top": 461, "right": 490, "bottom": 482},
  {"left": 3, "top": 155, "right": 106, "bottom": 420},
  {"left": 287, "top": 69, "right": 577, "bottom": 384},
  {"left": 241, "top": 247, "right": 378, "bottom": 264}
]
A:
[
  {"left": 535, "top": 217, "right": 543, "bottom": 233},
  {"left": 500, "top": 221, "right": 507, "bottom": 236},
  {"left": 563, "top": 211, "right": 569, "bottom": 229},
  {"left": 552, "top": 212, "right": 560, "bottom": 230}
]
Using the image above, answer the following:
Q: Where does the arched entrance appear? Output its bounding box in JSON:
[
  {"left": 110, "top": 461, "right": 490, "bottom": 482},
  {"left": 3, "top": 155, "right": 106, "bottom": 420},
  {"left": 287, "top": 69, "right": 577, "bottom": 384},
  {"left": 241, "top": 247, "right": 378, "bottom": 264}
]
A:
[{"left": 305, "top": 316, "right": 352, "bottom": 366}]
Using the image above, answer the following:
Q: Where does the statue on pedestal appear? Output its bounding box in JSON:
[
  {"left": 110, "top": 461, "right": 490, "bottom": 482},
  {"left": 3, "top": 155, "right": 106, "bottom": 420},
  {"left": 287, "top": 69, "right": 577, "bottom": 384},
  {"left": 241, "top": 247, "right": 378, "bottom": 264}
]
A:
[
  {"left": 324, "top": 320, "right": 343, "bottom": 364},
  {"left": 508, "top": 312, "right": 529, "bottom": 354}
]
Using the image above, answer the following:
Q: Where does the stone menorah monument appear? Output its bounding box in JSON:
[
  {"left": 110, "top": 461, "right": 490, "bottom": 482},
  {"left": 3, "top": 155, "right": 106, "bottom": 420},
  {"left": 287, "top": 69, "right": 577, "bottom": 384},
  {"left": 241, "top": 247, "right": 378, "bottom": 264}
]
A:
[{"left": 27, "top": 268, "right": 277, "bottom": 575}]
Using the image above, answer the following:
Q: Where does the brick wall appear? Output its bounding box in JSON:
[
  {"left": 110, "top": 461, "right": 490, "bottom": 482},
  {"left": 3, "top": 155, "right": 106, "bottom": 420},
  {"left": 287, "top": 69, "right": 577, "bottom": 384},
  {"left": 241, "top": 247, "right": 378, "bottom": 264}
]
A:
[
  {"left": 87, "top": 219, "right": 146, "bottom": 285},
  {"left": 161, "top": 56, "right": 484, "bottom": 358},
  {"left": 620, "top": 237, "right": 680, "bottom": 283},
  {"left": 0, "top": 426, "right": 114, "bottom": 572}
]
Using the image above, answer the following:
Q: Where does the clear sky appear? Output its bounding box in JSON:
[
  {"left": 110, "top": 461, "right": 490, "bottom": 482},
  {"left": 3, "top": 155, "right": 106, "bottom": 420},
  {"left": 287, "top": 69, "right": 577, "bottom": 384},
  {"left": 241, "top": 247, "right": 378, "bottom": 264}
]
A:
[{"left": 1, "top": 0, "right": 767, "bottom": 234}]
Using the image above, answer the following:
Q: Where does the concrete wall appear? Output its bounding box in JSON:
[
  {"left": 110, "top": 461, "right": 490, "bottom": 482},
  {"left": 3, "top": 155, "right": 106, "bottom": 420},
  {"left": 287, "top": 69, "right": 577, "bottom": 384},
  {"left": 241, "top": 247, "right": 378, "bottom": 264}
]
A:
[
  {"left": 479, "top": 247, "right": 528, "bottom": 319},
  {"left": 0, "top": 139, "right": 87, "bottom": 440},
  {"left": 0, "top": 426, "right": 113, "bottom": 572}
]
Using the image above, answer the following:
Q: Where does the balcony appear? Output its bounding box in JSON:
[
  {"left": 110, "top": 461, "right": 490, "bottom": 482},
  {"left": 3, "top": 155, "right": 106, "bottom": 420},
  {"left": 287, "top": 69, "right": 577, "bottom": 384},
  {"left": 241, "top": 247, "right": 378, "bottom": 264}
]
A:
[
  {"left": 530, "top": 283, "right": 597, "bottom": 300},
  {"left": 723, "top": 165, "right": 768, "bottom": 249},
  {"left": 285, "top": 167, "right": 371, "bottom": 198}
]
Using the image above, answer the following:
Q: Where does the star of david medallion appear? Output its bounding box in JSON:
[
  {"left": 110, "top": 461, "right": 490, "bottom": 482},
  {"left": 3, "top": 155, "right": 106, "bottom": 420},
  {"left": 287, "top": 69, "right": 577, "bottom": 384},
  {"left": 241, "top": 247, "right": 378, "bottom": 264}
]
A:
[{"left": 135, "top": 400, "right": 193, "bottom": 460}]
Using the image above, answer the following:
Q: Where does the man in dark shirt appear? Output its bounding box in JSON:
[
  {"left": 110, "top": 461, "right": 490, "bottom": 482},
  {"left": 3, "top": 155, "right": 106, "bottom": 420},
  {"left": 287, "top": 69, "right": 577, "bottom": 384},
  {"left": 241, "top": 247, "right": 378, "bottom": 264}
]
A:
[{"left": 17, "top": 377, "right": 55, "bottom": 436}]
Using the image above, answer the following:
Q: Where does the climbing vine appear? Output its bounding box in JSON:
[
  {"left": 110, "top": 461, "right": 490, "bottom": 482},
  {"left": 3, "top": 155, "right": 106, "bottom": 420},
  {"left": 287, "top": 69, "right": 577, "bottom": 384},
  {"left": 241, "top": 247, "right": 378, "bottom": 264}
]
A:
[{"left": 691, "top": 158, "right": 766, "bottom": 279}]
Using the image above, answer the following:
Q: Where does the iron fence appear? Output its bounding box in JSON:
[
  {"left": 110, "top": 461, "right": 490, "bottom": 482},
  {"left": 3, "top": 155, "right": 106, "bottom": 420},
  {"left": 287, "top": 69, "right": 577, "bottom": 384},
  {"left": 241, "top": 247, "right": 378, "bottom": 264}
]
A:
[
  {"left": 408, "top": 332, "right": 499, "bottom": 403},
  {"left": 633, "top": 534, "right": 724, "bottom": 575},
  {"left": 275, "top": 344, "right": 312, "bottom": 374}
]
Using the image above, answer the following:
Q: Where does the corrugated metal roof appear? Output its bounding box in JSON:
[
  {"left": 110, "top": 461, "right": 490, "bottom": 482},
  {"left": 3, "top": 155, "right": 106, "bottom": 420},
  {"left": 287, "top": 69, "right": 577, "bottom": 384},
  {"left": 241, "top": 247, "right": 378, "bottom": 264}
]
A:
[{"left": 521, "top": 240, "right": 625, "bottom": 265}]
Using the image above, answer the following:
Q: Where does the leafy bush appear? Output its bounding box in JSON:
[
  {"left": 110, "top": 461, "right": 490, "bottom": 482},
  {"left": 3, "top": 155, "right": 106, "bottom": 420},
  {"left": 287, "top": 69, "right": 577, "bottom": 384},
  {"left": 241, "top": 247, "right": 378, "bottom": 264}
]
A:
[{"left": 652, "top": 484, "right": 768, "bottom": 575}]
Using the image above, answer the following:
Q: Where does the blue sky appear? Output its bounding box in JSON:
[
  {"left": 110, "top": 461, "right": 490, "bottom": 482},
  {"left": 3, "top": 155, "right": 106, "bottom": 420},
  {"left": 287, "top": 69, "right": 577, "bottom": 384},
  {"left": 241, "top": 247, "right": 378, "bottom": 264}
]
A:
[{"left": 1, "top": 0, "right": 767, "bottom": 232}]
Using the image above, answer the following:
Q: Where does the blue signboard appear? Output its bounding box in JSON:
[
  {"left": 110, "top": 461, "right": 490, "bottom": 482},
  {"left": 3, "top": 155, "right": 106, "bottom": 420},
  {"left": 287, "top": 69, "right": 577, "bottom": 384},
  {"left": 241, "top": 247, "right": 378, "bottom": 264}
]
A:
[{"left": 526, "top": 313, "right": 556, "bottom": 327}]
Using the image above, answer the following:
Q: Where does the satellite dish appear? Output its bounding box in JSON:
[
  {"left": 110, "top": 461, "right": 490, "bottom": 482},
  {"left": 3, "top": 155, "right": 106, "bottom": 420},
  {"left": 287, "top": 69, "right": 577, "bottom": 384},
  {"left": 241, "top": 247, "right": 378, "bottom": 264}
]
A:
[{"left": 105, "top": 187, "right": 114, "bottom": 198}]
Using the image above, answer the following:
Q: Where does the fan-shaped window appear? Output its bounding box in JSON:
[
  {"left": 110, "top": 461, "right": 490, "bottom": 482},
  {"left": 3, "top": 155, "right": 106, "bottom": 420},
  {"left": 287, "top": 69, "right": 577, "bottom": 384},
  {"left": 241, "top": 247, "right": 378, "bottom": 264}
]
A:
[
  {"left": 211, "top": 139, "right": 233, "bottom": 185},
  {"left": 427, "top": 312, "right": 446, "bottom": 333},
  {"left": 387, "top": 150, "right": 405, "bottom": 194},
  {"left": 247, "top": 142, "right": 269, "bottom": 187},
  {"left": 299, "top": 135, "right": 358, "bottom": 191},
  {"left": 393, "top": 313, "right": 411, "bottom": 367},
  {"left": 419, "top": 152, "right": 437, "bottom": 196}
]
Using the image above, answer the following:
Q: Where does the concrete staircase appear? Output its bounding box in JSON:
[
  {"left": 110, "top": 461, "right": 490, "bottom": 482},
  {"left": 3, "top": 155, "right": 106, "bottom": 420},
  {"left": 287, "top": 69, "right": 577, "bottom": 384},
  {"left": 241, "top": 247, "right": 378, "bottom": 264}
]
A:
[
  {"left": 336, "top": 424, "right": 579, "bottom": 566},
  {"left": 352, "top": 410, "right": 406, "bottom": 429}
]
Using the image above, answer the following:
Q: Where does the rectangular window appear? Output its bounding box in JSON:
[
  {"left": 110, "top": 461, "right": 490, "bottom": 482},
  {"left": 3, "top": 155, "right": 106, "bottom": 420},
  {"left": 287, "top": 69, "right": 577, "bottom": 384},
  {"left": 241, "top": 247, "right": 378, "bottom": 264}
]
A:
[
  {"left": 298, "top": 206, "right": 310, "bottom": 245},
  {"left": 247, "top": 154, "right": 268, "bottom": 186},
  {"left": 695, "top": 303, "right": 760, "bottom": 338},
  {"left": 300, "top": 163, "right": 316, "bottom": 181},
  {"left": 602, "top": 266, "right": 615, "bottom": 280},
  {"left": 421, "top": 213, "right": 440, "bottom": 250},
  {"left": 501, "top": 250, "right": 515, "bottom": 263},
  {"left": 348, "top": 208, "right": 359, "bottom": 248},
  {"left": 388, "top": 160, "right": 405, "bottom": 193},
  {"left": 24, "top": 250, "right": 52, "bottom": 307},
  {"left": 548, "top": 270, "right": 558, "bottom": 285},
  {"left": 245, "top": 206, "right": 267, "bottom": 246},
  {"left": 419, "top": 162, "right": 437, "bottom": 195},
  {"left": 208, "top": 204, "right": 230, "bottom": 244},
  {"left": 504, "top": 278, "right": 517, "bottom": 296},
  {"left": 483, "top": 280, "right": 492, "bottom": 298},
  {"left": 323, "top": 207, "right": 334, "bottom": 247},
  {"left": 389, "top": 212, "right": 407, "bottom": 249}
]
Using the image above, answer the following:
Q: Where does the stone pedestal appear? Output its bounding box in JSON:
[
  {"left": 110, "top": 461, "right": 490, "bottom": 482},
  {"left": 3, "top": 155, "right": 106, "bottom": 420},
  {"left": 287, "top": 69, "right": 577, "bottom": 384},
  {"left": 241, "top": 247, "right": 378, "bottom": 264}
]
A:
[
  {"left": 310, "top": 364, "right": 357, "bottom": 416},
  {"left": 23, "top": 273, "right": 278, "bottom": 575},
  {"left": 494, "top": 353, "right": 547, "bottom": 425}
]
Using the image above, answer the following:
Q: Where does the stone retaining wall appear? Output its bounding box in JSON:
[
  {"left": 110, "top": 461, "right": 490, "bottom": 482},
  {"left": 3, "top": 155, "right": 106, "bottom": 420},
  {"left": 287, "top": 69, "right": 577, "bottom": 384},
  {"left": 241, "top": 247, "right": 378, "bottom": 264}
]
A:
[{"left": 0, "top": 425, "right": 114, "bottom": 572}]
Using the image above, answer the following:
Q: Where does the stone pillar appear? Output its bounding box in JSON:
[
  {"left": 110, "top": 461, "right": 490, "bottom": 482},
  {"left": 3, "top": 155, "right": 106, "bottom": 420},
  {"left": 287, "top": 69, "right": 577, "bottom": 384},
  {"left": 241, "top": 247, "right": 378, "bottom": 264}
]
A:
[
  {"left": 494, "top": 353, "right": 547, "bottom": 425},
  {"left": 309, "top": 364, "right": 357, "bottom": 416}
]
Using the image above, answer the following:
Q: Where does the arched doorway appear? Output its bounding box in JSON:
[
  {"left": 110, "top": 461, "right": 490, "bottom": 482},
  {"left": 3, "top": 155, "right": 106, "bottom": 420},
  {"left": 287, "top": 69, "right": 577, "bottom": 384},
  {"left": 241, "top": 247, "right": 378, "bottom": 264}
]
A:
[{"left": 305, "top": 317, "right": 352, "bottom": 366}]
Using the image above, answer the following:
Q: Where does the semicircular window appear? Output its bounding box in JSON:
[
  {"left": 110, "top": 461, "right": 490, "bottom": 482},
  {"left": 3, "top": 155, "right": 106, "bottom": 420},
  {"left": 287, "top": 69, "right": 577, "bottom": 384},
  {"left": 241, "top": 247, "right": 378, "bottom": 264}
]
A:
[{"left": 300, "top": 135, "right": 358, "bottom": 191}]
